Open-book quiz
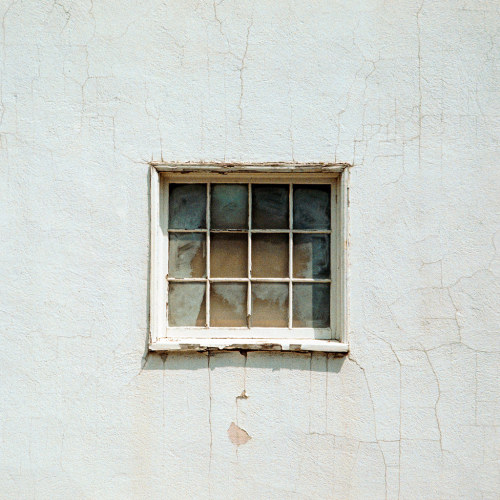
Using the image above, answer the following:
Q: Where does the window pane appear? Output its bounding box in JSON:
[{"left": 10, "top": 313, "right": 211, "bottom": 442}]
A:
[
  {"left": 252, "top": 184, "right": 289, "bottom": 229},
  {"left": 252, "top": 234, "right": 288, "bottom": 278},
  {"left": 169, "top": 184, "right": 206, "bottom": 229},
  {"left": 251, "top": 283, "right": 288, "bottom": 327},
  {"left": 169, "top": 233, "right": 206, "bottom": 278},
  {"left": 293, "top": 185, "right": 330, "bottom": 229},
  {"left": 292, "top": 283, "right": 330, "bottom": 328},
  {"left": 211, "top": 184, "right": 248, "bottom": 229},
  {"left": 168, "top": 283, "right": 206, "bottom": 326},
  {"left": 210, "top": 233, "right": 247, "bottom": 278},
  {"left": 210, "top": 283, "right": 247, "bottom": 327},
  {"left": 293, "top": 234, "right": 330, "bottom": 279}
]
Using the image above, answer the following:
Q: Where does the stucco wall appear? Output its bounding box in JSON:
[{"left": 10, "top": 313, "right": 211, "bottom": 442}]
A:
[{"left": 1, "top": 1, "right": 498, "bottom": 498}]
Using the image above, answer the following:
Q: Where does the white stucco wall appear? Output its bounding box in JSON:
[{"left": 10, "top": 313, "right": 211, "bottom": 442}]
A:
[{"left": 1, "top": 1, "right": 499, "bottom": 498}]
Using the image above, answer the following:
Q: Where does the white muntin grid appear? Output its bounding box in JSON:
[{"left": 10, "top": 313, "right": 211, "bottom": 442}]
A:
[{"left": 164, "top": 178, "right": 335, "bottom": 336}]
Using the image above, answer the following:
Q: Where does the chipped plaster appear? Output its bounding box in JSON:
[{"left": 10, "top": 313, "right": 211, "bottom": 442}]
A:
[{"left": 0, "top": 0, "right": 499, "bottom": 499}]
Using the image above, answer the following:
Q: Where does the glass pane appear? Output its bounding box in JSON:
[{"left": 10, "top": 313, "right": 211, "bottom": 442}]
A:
[
  {"left": 210, "top": 283, "right": 247, "bottom": 327},
  {"left": 252, "top": 234, "right": 288, "bottom": 278},
  {"left": 293, "top": 185, "right": 330, "bottom": 229},
  {"left": 252, "top": 184, "right": 289, "bottom": 229},
  {"left": 293, "top": 234, "right": 330, "bottom": 279},
  {"left": 169, "top": 184, "right": 206, "bottom": 229},
  {"left": 210, "top": 233, "right": 247, "bottom": 278},
  {"left": 168, "top": 283, "right": 206, "bottom": 326},
  {"left": 169, "top": 233, "right": 206, "bottom": 278},
  {"left": 211, "top": 184, "right": 248, "bottom": 229},
  {"left": 251, "top": 283, "right": 289, "bottom": 327},
  {"left": 292, "top": 283, "right": 330, "bottom": 328}
]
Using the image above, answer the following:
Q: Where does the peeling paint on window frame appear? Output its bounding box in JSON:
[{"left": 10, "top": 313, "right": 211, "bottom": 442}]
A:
[{"left": 149, "top": 162, "right": 350, "bottom": 353}]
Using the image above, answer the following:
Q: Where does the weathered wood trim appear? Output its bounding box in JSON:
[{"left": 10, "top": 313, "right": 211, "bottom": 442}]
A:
[
  {"left": 150, "top": 338, "right": 349, "bottom": 353},
  {"left": 338, "top": 167, "right": 349, "bottom": 344},
  {"left": 149, "top": 165, "right": 161, "bottom": 344},
  {"left": 150, "top": 161, "right": 350, "bottom": 173}
]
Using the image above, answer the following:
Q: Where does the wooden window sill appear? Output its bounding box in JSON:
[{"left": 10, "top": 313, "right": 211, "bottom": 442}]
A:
[{"left": 149, "top": 338, "right": 349, "bottom": 353}]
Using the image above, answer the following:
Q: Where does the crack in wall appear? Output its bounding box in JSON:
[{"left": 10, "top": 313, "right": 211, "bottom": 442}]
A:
[
  {"left": 416, "top": 0, "right": 424, "bottom": 168},
  {"left": 207, "top": 353, "right": 213, "bottom": 498}
]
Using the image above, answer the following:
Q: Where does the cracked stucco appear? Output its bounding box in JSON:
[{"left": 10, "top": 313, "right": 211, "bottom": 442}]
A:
[{"left": 0, "top": 1, "right": 499, "bottom": 499}]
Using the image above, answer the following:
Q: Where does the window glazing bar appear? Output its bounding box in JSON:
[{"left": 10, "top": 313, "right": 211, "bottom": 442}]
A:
[
  {"left": 206, "top": 182, "right": 211, "bottom": 327},
  {"left": 247, "top": 182, "right": 252, "bottom": 328},
  {"left": 288, "top": 182, "right": 293, "bottom": 329}
]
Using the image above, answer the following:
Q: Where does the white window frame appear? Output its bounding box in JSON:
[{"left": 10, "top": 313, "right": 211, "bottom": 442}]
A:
[{"left": 149, "top": 163, "right": 349, "bottom": 353}]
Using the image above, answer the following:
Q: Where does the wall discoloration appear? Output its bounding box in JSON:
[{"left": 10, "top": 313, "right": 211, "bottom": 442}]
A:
[
  {"left": 0, "top": 0, "right": 498, "bottom": 498},
  {"left": 227, "top": 422, "right": 251, "bottom": 446}
]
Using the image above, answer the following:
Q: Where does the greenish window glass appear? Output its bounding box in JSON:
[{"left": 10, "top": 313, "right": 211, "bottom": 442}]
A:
[{"left": 169, "top": 184, "right": 206, "bottom": 229}]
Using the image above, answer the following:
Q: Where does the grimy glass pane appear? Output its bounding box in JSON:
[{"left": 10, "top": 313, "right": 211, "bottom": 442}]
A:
[
  {"left": 252, "top": 184, "right": 289, "bottom": 229},
  {"left": 210, "top": 283, "right": 247, "bottom": 327},
  {"left": 251, "top": 283, "right": 289, "bottom": 327},
  {"left": 168, "top": 283, "right": 206, "bottom": 326},
  {"left": 169, "top": 184, "right": 206, "bottom": 229},
  {"left": 168, "top": 233, "right": 206, "bottom": 278},
  {"left": 293, "top": 234, "right": 330, "bottom": 279},
  {"left": 293, "top": 185, "right": 330, "bottom": 229},
  {"left": 211, "top": 184, "right": 248, "bottom": 229},
  {"left": 292, "top": 283, "right": 330, "bottom": 328},
  {"left": 252, "top": 234, "right": 288, "bottom": 278},
  {"left": 210, "top": 233, "right": 247, "bottom": 277}
]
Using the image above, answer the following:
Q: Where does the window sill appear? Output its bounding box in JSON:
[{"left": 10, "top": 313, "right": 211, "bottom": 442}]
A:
[{"left": 149, "top": 338, "right": 349, "bottom": 353}]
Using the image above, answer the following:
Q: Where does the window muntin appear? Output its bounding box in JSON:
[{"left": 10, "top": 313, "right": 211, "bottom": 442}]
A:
[{"left": 163, "top": 176, "right": 336, "bottom": 339}]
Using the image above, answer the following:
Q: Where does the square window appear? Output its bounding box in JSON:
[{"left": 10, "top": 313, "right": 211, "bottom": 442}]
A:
[{"left": 150, "top": 163, "right": 349, "bottom": 353}]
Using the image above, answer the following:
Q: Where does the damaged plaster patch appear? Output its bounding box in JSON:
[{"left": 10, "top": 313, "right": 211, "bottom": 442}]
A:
[
  {"left": 236, "top": 389, "right": 248, "bottom": 400},
  {"left": 227, "top": 422, "right": 251, "bottom": 446}
]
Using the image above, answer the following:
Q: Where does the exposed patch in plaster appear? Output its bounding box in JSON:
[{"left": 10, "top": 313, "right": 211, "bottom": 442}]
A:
[
  {"left": 227, "top": 422, "right": 251, "bottom": 446},
  {"left": 236, "top": 389, "right": 248, "bottom": 400}
]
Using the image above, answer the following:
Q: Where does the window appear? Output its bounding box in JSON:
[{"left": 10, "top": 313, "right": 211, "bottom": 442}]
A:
[{"left": 149, "top": 163, "right": 349, "bottom": 352}]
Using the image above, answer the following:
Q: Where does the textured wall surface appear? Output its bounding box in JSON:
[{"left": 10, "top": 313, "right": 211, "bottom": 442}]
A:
[{"left": 1, "top": 1, "right": 499, "bottom": 498}]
